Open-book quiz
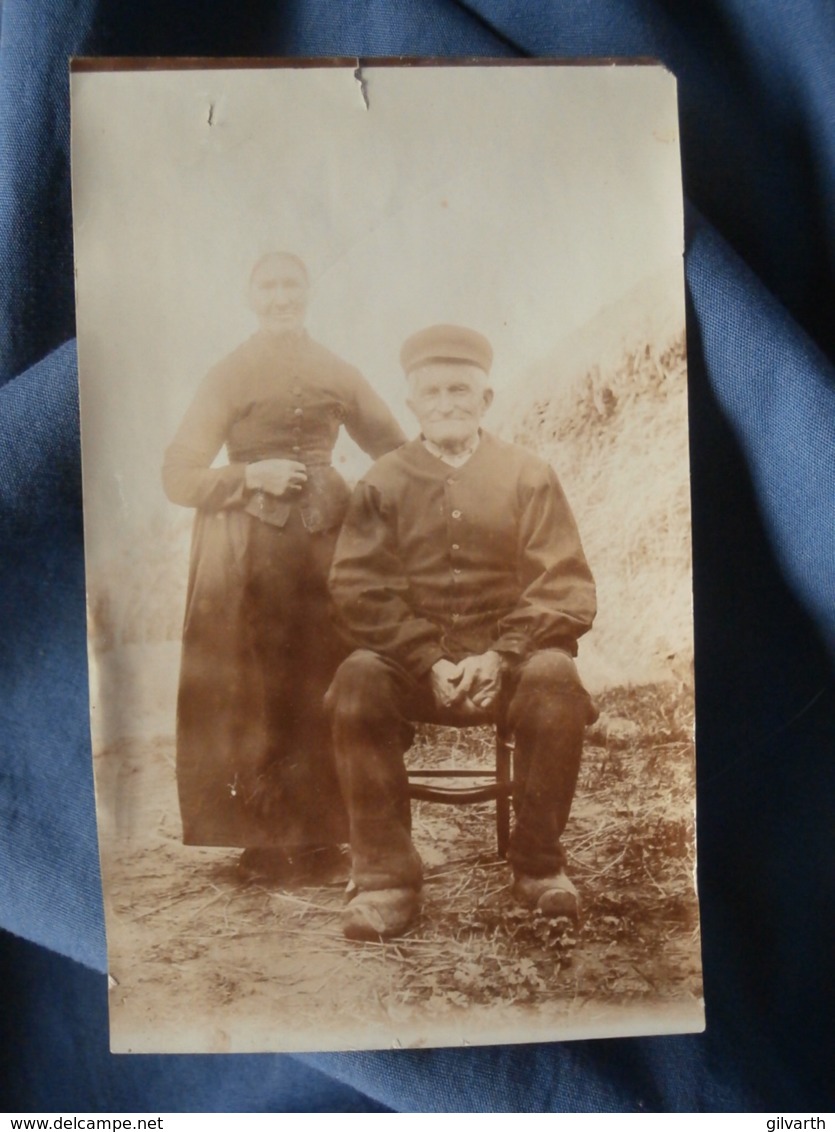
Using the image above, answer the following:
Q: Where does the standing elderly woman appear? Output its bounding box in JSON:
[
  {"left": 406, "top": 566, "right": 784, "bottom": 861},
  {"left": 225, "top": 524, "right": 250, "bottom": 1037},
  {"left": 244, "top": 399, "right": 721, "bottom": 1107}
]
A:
[{"left": 163, "top": 252, "right": 405, "bottom": 878}]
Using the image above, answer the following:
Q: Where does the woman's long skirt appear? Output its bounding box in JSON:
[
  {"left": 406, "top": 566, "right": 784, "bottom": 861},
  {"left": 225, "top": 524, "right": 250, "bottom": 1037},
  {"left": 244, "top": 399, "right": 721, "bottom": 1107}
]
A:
[{"left": 175, "top": 506, "right": 349, "bottom": 847}]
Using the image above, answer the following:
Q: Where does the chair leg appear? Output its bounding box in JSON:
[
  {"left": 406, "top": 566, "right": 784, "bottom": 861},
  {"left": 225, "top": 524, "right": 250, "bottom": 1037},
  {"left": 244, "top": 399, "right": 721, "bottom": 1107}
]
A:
[{"left": 495, "top": 729, "right": 512, "bottom": 859}]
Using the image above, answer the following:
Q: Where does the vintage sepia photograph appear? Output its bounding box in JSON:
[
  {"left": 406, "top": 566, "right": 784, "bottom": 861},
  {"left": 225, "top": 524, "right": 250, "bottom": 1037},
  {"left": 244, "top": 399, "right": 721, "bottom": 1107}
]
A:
[{"left": 71, "top": 59, "right": 703, "bottom": 1053}]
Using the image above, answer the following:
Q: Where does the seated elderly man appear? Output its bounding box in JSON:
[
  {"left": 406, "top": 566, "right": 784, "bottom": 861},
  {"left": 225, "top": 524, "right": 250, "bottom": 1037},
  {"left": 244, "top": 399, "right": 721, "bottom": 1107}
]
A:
[{"left": 326, "top": 325, "right": 597, "bottom": 941}]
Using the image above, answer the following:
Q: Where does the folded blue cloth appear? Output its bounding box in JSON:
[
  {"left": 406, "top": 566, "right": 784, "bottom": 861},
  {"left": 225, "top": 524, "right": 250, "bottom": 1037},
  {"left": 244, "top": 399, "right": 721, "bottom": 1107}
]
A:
[{"left": 2, "top": 0, "right": 833, "bottom": 1112}]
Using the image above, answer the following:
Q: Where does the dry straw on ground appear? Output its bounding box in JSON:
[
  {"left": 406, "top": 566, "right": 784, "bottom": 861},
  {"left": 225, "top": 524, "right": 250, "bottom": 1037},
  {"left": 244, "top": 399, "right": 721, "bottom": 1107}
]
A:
[{"left": 103, "top": 678, "right": 699, "bottom": 1049}]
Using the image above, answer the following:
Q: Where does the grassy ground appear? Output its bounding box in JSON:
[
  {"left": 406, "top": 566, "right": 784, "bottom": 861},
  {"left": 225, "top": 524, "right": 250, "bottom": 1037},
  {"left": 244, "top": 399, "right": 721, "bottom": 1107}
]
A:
[
  {"left": 101, "top": 679, "right": 702, "bottom": 1052},
  {"left": 401, "top": 681, "right": 700, "bottom": 1012}
]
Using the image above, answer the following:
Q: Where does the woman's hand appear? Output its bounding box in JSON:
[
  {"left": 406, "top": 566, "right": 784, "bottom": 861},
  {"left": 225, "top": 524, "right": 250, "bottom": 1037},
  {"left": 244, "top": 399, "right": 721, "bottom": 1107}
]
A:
[{"left": 245, "top": 459, "right": 307, "bottom": 498}]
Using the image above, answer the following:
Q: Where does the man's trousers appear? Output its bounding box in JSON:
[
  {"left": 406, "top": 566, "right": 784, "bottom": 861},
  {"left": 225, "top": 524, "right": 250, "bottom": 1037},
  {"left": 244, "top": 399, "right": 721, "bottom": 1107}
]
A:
[{"left": 325, "top": 648, "right": 596, "bottom": 892}]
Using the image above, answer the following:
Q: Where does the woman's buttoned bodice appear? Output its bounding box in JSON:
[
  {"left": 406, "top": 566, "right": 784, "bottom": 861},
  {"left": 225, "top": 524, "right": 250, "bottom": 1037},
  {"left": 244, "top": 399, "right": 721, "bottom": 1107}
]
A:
[
  {"left": 163, "top": 329, "right": 405, "bottom": 531},
  {"left": 225, "top": 337, "right": 354, "bottom": 466}
]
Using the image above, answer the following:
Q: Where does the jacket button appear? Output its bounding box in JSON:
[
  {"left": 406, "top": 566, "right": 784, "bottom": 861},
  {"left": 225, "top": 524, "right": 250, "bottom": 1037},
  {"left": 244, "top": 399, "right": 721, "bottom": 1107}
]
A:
[
  {"left": 294, "top": 407, "right": 303, "bottom": 416},
  {"left": 451, "top": 509, "right": 462, "bottom": 519},
  {"left": 451, "top": 543, "right": 460, "bottom": 551}
]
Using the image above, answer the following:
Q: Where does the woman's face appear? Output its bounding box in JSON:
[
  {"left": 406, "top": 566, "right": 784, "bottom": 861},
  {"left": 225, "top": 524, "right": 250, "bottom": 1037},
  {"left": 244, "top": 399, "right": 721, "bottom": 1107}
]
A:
[{"left": 248, "top": 254, "right": 309, "bottom": 337}]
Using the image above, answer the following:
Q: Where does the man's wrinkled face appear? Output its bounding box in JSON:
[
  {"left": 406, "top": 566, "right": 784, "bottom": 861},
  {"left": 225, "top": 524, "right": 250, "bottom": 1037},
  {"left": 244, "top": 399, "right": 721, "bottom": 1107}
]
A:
[
  {"left": 407, "top": 362, "right": 493, "bottom": 452},
  {"left": 248, "top": 254, "right": 309, "bottom": 337}
]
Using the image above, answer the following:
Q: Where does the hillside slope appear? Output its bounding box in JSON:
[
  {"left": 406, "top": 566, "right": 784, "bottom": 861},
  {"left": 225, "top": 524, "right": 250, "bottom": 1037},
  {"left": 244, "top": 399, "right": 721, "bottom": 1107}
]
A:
[{"left": 499, "top": 326, "right": 692, "bottom": 692}]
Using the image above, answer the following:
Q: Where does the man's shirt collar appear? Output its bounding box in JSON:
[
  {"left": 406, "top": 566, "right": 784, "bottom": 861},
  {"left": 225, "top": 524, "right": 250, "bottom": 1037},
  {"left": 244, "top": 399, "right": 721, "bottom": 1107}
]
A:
[{"left": 421, "top": 432, "right": 481, "bottom": 468}]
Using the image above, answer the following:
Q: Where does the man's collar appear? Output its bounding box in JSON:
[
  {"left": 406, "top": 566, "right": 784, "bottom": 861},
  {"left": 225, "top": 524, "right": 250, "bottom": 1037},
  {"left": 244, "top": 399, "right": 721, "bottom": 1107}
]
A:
[{"left": 421, "top": 431, "right": 481, "bottom": 468}]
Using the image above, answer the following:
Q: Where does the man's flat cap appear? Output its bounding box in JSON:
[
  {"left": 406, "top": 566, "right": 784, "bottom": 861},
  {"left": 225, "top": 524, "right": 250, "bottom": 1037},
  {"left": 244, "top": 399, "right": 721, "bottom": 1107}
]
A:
[{"left": 400, "top": 324, "right": 493, "bottom": 376}]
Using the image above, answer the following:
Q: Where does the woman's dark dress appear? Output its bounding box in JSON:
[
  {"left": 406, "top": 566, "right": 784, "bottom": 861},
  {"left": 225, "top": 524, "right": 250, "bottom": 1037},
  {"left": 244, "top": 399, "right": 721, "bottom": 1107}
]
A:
[{"left": 163, "top": 328, "right": 405, "bottom": 847}]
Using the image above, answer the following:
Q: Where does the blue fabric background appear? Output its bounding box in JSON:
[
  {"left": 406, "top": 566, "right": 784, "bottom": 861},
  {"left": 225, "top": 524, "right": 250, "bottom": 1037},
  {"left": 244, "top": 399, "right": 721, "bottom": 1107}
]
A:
[{"left": 1, "top": 0, "right": 833, "bottom": 1113}]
